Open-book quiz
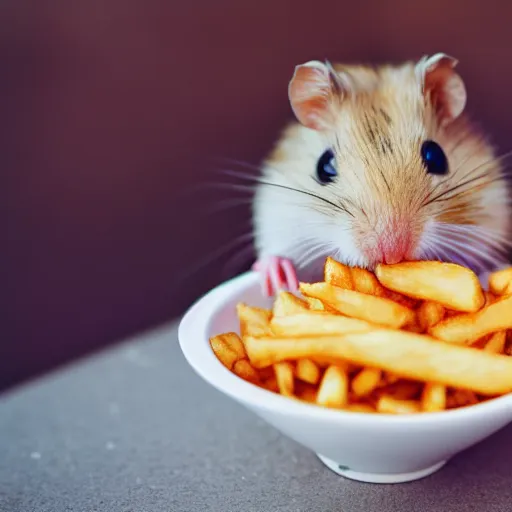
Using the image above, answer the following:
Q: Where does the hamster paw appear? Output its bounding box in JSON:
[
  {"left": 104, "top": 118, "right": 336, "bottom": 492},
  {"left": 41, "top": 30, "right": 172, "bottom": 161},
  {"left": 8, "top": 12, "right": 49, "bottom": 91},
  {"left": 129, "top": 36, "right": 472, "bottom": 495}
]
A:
[{"left": 252, "top": 256, "right": 299, "bottom": 297}]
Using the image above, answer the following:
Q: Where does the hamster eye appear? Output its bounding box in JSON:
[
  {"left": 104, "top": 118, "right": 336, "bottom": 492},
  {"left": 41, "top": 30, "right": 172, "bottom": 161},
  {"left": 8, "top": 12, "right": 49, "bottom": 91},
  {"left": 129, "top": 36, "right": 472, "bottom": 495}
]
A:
[
  {"left": 421, "top": 140, "right": 448, "bottom": 175},
  {"left": 316, "top": 149, "right": 337, "bottom": 184}
]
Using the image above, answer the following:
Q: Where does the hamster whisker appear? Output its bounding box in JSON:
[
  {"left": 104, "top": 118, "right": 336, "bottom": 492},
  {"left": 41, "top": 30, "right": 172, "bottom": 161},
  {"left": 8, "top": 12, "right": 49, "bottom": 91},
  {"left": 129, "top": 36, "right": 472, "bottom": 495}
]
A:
[
  {"left": 425, "top": 150, "right": 512, "bottom": 206},
  {"left": 442, "top": 142, "right": 501, "bottom": 187},
  {"left": 422, "top": 171, "right": 503, "bottom": 207},
  {"left": 436, "top": 233, "right": 505, "bottom": 269},
  {"left": 171, "top": 232, "right": 256, "bottom": 290},
  {"left": 200, "top": 182, "right": 258, "bottom": 194},
  {"left": 211, "top": 157, "right": 262, "bottom": 174},
  {"left": 427, "top": 224, "right": 509, "bottom": 271},
  {"left": 439, "top": 230, "right": 512, "bottom": 258},
  {"left": 220, "top": 242, "right": 256, "bottom": 280},
  {"left": 434, "top": 223, "right": 512, "bottom": 249},
  {"left": 257, "top": 180, "right": 355, "bottom": 217},
  {"left": 214, "top": 168, "right": 264, "bottom": 183},
  {"left": 296, "top": 242, "right": 334, "bottom": 270},
  {"left": 201, "top": 198, "right": 255, "bottom": 216},
  {"left": 427, "top": 236, "right": 486, "bottom": 273}
]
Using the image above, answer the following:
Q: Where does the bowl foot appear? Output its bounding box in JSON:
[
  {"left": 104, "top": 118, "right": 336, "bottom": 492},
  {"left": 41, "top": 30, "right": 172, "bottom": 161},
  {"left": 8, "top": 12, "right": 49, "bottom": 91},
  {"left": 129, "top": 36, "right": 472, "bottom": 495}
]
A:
[{"left": 316, "top": 454, "right": 447, "bottom": 484}]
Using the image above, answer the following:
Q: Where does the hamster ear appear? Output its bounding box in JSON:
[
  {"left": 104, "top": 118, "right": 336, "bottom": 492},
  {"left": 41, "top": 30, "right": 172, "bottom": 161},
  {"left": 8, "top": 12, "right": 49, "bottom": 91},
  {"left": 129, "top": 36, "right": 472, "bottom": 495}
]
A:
[
  {"left": 288, "top": 60, "right": 347, "bottom": 131},
  {"left": 416, "top": 53, "right": 467, "bottom": 125}
]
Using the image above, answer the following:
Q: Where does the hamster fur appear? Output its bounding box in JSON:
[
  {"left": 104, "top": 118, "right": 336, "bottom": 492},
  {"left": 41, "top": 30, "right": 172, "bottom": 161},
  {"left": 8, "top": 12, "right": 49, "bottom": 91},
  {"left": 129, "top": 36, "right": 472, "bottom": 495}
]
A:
[{"left": 252, "top": 53, "right": 511, "bottom": 294}]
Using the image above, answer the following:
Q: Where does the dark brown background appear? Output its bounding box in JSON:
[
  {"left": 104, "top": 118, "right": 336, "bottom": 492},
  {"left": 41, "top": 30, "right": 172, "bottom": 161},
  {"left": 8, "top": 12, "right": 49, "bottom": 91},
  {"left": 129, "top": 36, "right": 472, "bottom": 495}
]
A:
[{"left": 3, "top": 0, "right": 512, "bottom": 392}]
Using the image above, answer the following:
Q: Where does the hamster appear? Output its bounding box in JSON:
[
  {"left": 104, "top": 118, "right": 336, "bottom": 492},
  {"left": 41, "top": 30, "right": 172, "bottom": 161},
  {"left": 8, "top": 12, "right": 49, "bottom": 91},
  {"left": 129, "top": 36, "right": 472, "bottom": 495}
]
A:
[{"left": 251, "top": 53, "right": 512, "bottom": 296}]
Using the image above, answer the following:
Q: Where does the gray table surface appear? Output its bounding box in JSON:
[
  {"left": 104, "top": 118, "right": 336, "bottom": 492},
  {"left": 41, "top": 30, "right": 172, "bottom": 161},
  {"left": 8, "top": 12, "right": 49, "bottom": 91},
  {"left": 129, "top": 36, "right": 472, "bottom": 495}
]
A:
[{"left": 2, "top": 320, "right": 512, "bottom": 512}]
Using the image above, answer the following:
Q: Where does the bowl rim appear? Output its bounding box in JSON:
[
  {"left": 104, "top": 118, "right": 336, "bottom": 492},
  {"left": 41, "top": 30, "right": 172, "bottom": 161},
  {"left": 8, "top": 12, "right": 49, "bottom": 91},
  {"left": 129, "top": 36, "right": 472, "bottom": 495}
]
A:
[{"left": 178, "top": 271, "right": 512, "bottom": 427}]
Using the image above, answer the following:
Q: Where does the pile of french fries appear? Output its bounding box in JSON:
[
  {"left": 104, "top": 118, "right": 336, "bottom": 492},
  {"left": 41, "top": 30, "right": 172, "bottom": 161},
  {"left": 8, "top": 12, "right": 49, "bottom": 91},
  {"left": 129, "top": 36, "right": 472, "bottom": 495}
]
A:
[{"left": 209, "top": 258, "right": 512, "bottom": 414}]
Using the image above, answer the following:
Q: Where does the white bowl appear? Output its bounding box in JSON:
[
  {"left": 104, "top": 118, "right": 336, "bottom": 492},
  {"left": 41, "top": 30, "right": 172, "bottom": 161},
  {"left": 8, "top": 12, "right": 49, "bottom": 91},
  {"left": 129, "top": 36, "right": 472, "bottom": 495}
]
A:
[{"left": 178, "top": 271, "right": 512, "bottom": 484}]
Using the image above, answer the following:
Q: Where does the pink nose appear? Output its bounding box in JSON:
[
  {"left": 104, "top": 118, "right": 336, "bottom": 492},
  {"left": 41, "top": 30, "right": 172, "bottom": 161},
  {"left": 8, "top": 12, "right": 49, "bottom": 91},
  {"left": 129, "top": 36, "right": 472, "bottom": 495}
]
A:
[{"left": 362, "top": 227, "right": 413, "bottom": 265}]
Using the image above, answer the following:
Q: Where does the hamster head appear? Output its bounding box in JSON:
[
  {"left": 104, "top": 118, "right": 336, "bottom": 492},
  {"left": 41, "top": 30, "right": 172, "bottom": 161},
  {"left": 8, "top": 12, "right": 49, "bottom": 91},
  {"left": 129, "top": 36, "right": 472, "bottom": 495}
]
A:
[{"left": 253, "top": 53, "right": 511, "bottom": 275}]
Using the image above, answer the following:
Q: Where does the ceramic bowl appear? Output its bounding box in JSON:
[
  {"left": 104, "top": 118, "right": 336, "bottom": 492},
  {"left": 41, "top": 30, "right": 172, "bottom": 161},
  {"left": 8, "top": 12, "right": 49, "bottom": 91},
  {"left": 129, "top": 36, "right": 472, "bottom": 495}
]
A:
[{"left": 178, "top": 271, "right": 512, "bottom": 484}]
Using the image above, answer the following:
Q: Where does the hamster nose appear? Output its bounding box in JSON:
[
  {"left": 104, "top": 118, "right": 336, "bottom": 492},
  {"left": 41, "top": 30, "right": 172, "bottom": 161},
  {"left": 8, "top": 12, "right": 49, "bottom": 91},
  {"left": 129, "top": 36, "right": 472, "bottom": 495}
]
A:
[
  {"left": 381, "top": 247, "right": 407, "bottom": 265},
  {"left": 361, "top": 225, "right": 413, "bottom": 265},
  {"left": 378, "top": 229, "right": 413, "bottom": 265}
]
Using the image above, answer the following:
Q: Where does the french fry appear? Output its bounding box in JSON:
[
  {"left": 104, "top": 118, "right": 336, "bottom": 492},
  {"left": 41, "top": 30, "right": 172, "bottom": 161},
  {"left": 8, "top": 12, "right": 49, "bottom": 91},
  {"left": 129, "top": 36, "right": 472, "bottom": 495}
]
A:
[
  {"left": 236, "top": 303, "right": 272, "bottom": 337},
  {"left": 377, "top": 395, "right": 421, "bottom": 414},
  {"left": 209, "top": 333, "right": 241, "bottom": 370},
  {"left": 274, "top": 362, "right": 295, "bottom": 396},
  {"left": 417, "top": 301, "right": 445, "bottom": 331},
  {"left": 350, "top": 267, "right": 387, "bottom": 296},
  {"left": 429, "top": 296, "right": 512, "bottom": 344},
  {"left": 345, "top": 403, "right": 376, "bottom": 413},
  {"left": 300, "top": 282, "right": 415, "bottom": 329},
  {"left": 351, "top": 368, "right": 382, "bottom": 397},
  {"left": 324, "top": 257, "right": 354, "bottom": 290},
  {"left": 421, "top": 383, "right": 446, "bottom": 412},
  {"left": 484, "top": 331, "right": 507, "bottom": 354},
  {"left": 221, "top": 332, "right": 247, "bottom": 360},
  {"left": 446, "top": 389, "right": 478, "bottom": 408},
  {"left": 379, "top": 380, "right": 422, "bottom": 400},
  {"left": 484, "top": 291, "right": 497, "bottom": 306},
  {"left": 384, "top": 290, "right": 418, "bottom": 309},
  {"left": 506, "top": 331, "right": 512, "bottom": 355},
  {"left": 404, "top": 317, "right": 424, "bottom": 333},
  {"left": 233, "top": 359, "right": 261, "bottom": 384},
  {"left": 258, "top": 366, "right": 275, "bottom": 380},
  {"left": 244, "top": 329, "right": 512, "bottom": 395},
  {"left": 305, "top": 297, "right": 326, "bottom": 311},
  {"left": 210, "top": 257, "right": 512, "bottom": 415},
  {"left": 296, "top": 358, "right": 321, "bottom": 385},
  {"left": 489, "top": 267, "right": 512, "bottom": 296},
  {"left": 316, "top": 365, "right": 349, "bottom": 408},
  {"left": 381, "top": 372, "right": 401, "bottom": 385},
  {"left": 262, "top": 375, "right": 279, "bottom": 393},
  {"left": 375, "top": 261, "right": 485, "bottom": 312},
  {"left": 273, "top": 291, "right": 309, "bottom": 317},
  {"left": 295, "top": 382, "right": 318, "bottom": 403},
  {"left": 270, "top": 311, "right": 373, "bottom": 337}
]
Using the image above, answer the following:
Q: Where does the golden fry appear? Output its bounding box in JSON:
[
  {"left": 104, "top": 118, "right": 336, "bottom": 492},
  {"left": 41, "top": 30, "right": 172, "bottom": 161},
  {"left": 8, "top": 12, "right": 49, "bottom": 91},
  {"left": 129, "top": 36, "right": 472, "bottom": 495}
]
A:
[
  {"left": 384, "top": 290, "right": 418, "bottom": 309},
  {"left": 380, "top": 380, "right": 422, "bottom": 400},
  {"left": 484, "top": 331, "right": 507, "bottom": 354},
  {"left": 421, "top": 383, "right": 446, "bottom": 412},
  {"left": 377, "top": 396, "right": 421, "bottom": 414},
  {"left": 296, "top": 358, "right": 321, "bottom": 385},
  {"left": 375, "top": 261, "right": 485, "bottom": 312},
  {"left": 429, "top": 296, "right": 512, "bottom": 344},
  {"left": 270, "top": 311, "right": 372, "bottom": 337},
  {"left": 244, "top": 329, "right": 512, "bottom": 395},
  {"left": 274, "top": 361, "right": 295, "bottom": 396},
  {"left": 295, "top": 382, "right": 318, "bottom": 403},
  {"left": 236, "top": 303, "right": 272, "bottom": 337},
  {"left": 350, "top": 267, "right": 387, "bottom": 296},
  {"left": 447, "top": 389, "right": 478, "bottom": 408},
  {"left": 209, "top": 333, "right": 240, "bottom": 370},
  {"left": 300, "top": 282, "right": 415, "bottom": 329},
  {"left": 316, "top": 365, "right": 349, "bottom": 408},
  {"left": 484, "top": 291, "right": 496, "bottom": 306},
  {"left": 273, "top": 291, "right": 309, "bottom": 317},
  {"left": 345, "top": 403, "right": 376, "bottom": 413},
  {"left": 220, "top": 332, "right": 247, "bottom": 360},
  {"left": 210, "top": 257, "right": 512, "bottom": 415},
  {"left": 417, "top": 301, "right": 445, "bottom": 331},
  {"left": 324, "top": 257, "right": 353, "bottom": 290},
  {"left": 489, "top": 267, "right": 512, "bottom": 296},
  {"left": 233, "top": 359, "right": 261, "bottom": 383},
  {"left": 305, "top": 297, "right": 326, "bottom": 311},
  {"left": 261, "top": 375, "right": 279, "bottom": 393},
  {"left": 351, "top": 367, "right": 382, "bottom": 397}
]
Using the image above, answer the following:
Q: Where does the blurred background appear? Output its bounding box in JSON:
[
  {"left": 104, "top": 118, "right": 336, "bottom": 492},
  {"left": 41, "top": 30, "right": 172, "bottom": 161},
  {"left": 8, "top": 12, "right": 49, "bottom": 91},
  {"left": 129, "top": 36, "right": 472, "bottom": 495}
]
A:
[{"left": 3, "top": 0, "right": 512, "bottom": 392}]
